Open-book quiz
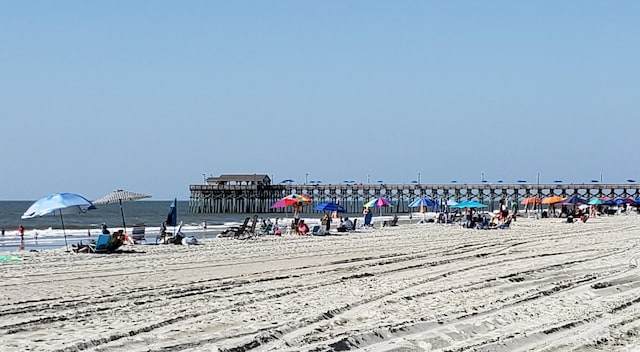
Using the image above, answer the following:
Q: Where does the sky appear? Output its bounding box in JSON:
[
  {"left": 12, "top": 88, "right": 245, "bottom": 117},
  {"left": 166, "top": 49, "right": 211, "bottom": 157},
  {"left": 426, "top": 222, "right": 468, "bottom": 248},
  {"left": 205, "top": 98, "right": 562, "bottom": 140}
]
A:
[{"left": 1, "top": 1, "right": 639, "bottom": 201}]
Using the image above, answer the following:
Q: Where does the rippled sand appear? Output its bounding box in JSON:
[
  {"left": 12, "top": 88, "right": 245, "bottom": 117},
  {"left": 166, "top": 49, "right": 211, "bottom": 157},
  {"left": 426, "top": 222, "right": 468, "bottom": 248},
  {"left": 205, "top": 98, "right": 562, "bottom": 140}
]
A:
[{"left": 2, "top": 215, "right": 640, "bottom": 352}]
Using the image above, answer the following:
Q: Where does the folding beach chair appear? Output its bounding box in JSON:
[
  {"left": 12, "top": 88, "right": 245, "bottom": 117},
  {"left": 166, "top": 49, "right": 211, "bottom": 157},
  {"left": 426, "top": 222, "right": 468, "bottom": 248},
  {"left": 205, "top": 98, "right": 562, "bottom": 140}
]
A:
[
  {"left": 90, "top": 234, "right": 111, "bottom": 253},
  {"left": 157, "top": 221, "right": 184, "bottom": 244},
  {"left": 89, "top": 234, "right": 123, "bottom": 253},
  {"left": 131, "top": 223, "right": 146, "bottom": 244},
  {"left": 236, "top": 215, "right": 259, "bottom": 240},
  {"left": 218, "top": 217, "right": 251, "bottom": 238}
]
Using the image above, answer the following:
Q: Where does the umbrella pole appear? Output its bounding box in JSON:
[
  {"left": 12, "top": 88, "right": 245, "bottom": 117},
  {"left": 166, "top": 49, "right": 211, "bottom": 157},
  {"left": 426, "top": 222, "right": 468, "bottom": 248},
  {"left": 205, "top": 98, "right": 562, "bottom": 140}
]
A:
[
  {"left": 59, "top": 211, "right": 68, "bottom": 251},
  {"left": 119, "top": 199, "right": 127, "bottom": 233}
]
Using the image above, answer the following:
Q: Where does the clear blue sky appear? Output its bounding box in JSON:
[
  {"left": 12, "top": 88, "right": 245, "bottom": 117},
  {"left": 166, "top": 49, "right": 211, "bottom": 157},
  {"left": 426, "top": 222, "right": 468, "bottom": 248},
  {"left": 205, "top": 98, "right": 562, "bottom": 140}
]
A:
[{"left": 2, "top": 1, "right": 638, "bottom": 201}]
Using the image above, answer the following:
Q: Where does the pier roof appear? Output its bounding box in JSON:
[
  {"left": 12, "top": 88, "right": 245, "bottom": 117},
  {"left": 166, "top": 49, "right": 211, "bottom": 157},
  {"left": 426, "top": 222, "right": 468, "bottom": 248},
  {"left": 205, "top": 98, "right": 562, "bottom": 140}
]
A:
[{"left": 205, "top": 174, "right": 271, "bottom": 185}]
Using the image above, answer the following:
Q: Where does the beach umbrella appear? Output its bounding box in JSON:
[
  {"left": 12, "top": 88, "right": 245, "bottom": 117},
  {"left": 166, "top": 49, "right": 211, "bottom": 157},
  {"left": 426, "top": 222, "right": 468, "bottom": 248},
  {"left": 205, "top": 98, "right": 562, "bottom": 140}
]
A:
[
  {"left": 166, "top": 198, "right": 177, "bottom": 227},
  {"left": 270, "top": 199, "right": 289, "bottom": 209},
  {"left": 446, "top": 199, "right": 458, "bottom": 206},
  {"left": 588, "top": 198, "right": 604, "bottom": 205},
  {"left": 614, "top": 197, "right": 630, "bottom": 205},
  {"left": 562, "top": 195, "right": 588, "bottom": 204},
  {"left": 271, "top": 194, "right": 312, "bottom": 220},
  {"left": 21, "top": 193, "right": 96, "bottom": 251},
  {"left": 93, "top": 189, "right": 151, "bottom": 232},
  {"left": 271, "top": 193, "right": 312, "bottom": 208},
  {"left": 283, "top": 193, "right": 312, "bottom": 204},
  {"left": 600, "top": 198, "right": 616, "bottom": 206},
  {"left": 364, "top": 197, "right": 392, "bottom": 215},
  {"left": 452, "top": 200, "right": 487, "bottom": 208},
  {"left": 408, "top": 197, "right": 436, "bottom": 208},
  {"left": 520, "top": 197, "right": 542, "bottom": 205},
  {"left": 541, "top": 196, "right": 565, "bottom": 204},
  {"left": 313, "top": 202, "right": 346, "bottom": 212},
  {"left": 408, "top": 197, "right": 436, "bottom": 222}
]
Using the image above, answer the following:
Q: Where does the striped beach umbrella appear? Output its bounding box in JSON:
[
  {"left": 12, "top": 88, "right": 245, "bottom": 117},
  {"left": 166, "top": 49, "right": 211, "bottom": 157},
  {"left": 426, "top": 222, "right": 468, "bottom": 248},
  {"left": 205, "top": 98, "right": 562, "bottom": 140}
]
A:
[
  {"left": 93, "top": 189, "right": 151, "bottom": 233},
  {"left": 364, "top": 197, "right": 392, "bottom": 216},
  {"left": 271, "top": 193, "right": 312, "bottom": 209}
]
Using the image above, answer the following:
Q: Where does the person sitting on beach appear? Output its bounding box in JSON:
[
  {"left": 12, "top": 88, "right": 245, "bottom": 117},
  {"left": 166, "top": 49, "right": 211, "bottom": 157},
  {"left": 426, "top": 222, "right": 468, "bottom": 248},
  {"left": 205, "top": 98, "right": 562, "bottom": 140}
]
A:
[
  {"left": 559, "top": 205, "right": 569, "bottom": 218},
  {"left": 107, "top": 230, "right": 126, "bottom": 251},
  {"left": 259, "top": 222, "right": 273, "bottom": 235},
  {"left": 296, "top": 220, "right": 309, "bottom": 235},
  {"left": 489, "top": 214, "right": 500, "bottom": 228},
  {"left": 337, "top": 217, "right": 353, "bottom": 232},
  {"left": 101, "top": 223, "right": 110, "bottom": 235},
  {"left": 321, "top": 214, "right": 330, "bottom": 231},
  {"left": 476, "top": 215, "right": 490, "bottom": 230},
  {"left": 259, "top": 219, "right": 268, "bottom": 232}
]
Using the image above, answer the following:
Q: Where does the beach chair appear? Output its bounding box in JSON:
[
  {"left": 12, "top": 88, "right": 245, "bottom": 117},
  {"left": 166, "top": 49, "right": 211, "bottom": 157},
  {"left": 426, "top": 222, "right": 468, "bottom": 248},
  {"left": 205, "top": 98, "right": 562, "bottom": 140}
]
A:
[
  {"left": 218, "top": 217, "right": 251, "bottom": 238},
  {"left": 89, "top": 234, "right": 123, "bottom": 253},
  {"left": 236, "top": 215, "right": 258, "bottom": 240},
  {"left": 131, "top": 223, "right": 146, "bottom": 244},
  {"left": 91, "top": 234, "right": 111, "bottom": 253},
  {"left": 382, "top": 215, "right": 398, "bottom": 227},
  {"left": 157, "top": 221, "right": 185, "bottom": 244},
  {"left": 311, "top": 225, "right": 321, "bottom": 235}
]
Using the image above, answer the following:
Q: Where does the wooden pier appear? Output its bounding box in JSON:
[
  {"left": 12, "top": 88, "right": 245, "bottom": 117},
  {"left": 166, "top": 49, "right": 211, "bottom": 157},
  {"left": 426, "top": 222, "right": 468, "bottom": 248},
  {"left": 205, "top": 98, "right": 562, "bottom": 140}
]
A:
[{"left": 189, "top": 181, "right": 640, "bottom": 214}]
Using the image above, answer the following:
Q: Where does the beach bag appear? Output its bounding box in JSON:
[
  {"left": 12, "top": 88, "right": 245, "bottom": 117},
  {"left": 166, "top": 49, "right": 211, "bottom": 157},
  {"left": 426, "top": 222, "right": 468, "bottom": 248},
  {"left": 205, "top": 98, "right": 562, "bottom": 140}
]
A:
[{"left": 182, "top": 236, "right": 198, "bottom": 245}]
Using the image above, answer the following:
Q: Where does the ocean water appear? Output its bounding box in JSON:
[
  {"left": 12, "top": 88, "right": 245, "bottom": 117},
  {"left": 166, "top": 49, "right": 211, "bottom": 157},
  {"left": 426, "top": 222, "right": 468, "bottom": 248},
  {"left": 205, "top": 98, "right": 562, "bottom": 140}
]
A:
[{"left": 0, "top": 201, "right": 249, "bottom": 232}]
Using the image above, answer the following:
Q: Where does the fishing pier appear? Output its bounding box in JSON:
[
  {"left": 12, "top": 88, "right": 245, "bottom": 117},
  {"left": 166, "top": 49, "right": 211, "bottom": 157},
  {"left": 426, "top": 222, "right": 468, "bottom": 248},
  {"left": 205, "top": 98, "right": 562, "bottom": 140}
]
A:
[{"left": 188, "top": 174, "right": 640, "bottom": 214}]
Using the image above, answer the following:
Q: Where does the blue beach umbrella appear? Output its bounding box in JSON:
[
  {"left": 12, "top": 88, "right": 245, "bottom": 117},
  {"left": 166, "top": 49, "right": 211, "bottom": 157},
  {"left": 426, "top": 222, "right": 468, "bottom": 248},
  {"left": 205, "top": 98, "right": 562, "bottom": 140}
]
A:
[
  {"left": 562, "top": 195, "right": 588, "bottom": 204},
  {"left": 601, "top": 198, "right": 616, "bottom": 206},
  {"left": 313, "top": 202, "right": 346, "bottom": 212},
  {"left": 166, "top": 198, "right": 178, "bottom": 227},
  {"left": 409, "top": 197, "right": 436, "bottom": 222},
  {"left": 452, "top": 200, "right": 487, "bottom": 209},
  {"left": 408, "top": 197, "right": 436, "bottom": 208},
  {"left": 22, "top": 193, "right": 96, "bottom": 251},
  {"left": 614, "top": 197, "right": 630, "bottom": 205}
]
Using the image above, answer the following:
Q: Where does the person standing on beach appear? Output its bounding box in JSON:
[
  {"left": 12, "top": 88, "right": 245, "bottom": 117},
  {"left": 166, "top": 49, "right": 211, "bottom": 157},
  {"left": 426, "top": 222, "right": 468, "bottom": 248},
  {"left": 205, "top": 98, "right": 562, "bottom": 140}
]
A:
[
  {"left": 18, "top": 225, "right": 25, "bottom": 241},
  {"left": 293, "top": 202, "right": 301, "bottom": 225},
  {"left": 499, "top": 199, "right": 509, "bottom": 220}
]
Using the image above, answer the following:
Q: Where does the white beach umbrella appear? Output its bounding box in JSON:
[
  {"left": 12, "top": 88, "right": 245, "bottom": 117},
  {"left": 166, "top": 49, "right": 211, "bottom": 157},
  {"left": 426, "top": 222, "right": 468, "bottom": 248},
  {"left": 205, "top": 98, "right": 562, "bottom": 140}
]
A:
[{"left": 93, "top": 189, "right": 151, "bottom": 232}]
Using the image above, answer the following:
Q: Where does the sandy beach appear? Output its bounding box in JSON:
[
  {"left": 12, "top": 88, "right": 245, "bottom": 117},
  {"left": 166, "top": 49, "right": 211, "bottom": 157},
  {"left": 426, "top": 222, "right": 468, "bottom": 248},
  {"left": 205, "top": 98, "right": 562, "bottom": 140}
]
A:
[{"left": 2, "top": 215, "right": 640, "bottom": 352}]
